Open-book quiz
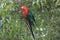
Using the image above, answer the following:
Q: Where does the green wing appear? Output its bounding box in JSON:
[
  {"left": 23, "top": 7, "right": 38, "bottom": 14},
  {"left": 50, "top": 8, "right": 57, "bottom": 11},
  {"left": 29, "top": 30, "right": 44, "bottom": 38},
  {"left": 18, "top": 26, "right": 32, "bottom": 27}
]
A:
[{"left": 26, "top": 10, "right": 35, "bottom": 26}]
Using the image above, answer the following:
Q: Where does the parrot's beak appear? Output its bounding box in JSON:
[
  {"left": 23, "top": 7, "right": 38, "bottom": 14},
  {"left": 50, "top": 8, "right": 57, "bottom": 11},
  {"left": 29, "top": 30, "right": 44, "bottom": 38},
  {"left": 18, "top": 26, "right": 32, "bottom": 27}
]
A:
[{"left": 21, "top": 6, "right": 23, "bottom": 9}]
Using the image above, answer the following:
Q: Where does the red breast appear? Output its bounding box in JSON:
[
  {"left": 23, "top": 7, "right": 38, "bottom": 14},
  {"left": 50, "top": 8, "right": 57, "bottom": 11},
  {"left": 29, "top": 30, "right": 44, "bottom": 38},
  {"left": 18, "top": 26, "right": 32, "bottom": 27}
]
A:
[{"left": 21, "top": 6, "right": 28, "bottom": 17}]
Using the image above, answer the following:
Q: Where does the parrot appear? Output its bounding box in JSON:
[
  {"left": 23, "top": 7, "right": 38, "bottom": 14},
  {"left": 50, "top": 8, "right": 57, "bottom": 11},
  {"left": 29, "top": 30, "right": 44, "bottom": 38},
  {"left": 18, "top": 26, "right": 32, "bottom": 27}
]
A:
[{"left": 21, "top": 5, "right": 36, "bottom": 39}]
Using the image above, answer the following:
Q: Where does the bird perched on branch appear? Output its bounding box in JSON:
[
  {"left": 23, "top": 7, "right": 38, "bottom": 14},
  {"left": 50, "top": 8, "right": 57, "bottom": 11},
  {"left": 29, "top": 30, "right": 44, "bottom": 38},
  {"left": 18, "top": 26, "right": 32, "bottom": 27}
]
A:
[{"left": 21, "top": 5, "right": 36, "bottom": 39}]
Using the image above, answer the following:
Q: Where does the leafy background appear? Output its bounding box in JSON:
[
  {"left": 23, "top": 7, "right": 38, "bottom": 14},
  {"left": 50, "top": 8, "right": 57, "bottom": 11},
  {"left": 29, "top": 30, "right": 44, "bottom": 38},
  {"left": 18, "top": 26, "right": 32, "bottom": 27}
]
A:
[{"left": 0, "top": 0, "right": 60, "bottom": 40}]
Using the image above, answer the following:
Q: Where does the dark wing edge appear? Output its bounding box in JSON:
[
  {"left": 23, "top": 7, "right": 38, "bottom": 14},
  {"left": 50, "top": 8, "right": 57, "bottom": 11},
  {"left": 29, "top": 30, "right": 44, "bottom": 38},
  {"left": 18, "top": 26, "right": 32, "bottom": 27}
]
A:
[{"left": 32, "top": 15, "right": 36, "bottom": 23}]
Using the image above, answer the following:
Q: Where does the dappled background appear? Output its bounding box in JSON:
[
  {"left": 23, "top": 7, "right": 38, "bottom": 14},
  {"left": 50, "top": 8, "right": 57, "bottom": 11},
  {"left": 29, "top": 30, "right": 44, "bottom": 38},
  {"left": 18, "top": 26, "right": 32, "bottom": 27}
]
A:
[{"left": 0, "top": 0, "right": 60, "bottom": 40}]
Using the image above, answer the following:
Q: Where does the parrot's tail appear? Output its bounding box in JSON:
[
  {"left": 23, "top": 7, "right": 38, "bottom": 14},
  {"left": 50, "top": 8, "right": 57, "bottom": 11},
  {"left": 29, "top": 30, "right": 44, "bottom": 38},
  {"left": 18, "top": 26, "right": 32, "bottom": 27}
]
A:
[{"left": 28, "top": 24, "right": 35, "bottom": 39}]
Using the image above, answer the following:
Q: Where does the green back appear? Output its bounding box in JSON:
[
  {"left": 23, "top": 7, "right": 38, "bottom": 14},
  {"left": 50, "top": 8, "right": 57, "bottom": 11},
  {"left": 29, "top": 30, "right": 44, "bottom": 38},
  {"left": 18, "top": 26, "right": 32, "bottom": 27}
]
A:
[{"left": 26, "top": 10, "right": 35, "bottom": 26}]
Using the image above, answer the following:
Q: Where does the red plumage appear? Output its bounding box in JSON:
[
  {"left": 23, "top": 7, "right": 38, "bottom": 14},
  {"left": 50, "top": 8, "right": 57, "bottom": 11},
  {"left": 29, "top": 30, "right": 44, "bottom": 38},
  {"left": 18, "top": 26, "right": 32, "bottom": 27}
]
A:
[
  {"left": 21, "top": 5, "right": 35, "bottom": 39},
  {"left": 21, "top": 6, "right": 28, "bottom": 17}
]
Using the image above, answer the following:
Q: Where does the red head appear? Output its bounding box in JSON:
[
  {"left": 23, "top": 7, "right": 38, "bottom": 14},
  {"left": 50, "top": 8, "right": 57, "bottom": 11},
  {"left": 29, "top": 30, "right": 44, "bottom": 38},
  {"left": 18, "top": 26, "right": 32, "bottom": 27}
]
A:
[{"left": 21, "top": 6, "right": 28, "bottom": 17}]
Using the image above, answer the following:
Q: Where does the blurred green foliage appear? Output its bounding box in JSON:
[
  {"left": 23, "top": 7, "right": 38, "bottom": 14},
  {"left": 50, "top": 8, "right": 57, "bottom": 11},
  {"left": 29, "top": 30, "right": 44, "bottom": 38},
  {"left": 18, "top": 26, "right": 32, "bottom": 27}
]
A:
[{"left": 0, "top": 0, "right": 60, "bottom": 40}]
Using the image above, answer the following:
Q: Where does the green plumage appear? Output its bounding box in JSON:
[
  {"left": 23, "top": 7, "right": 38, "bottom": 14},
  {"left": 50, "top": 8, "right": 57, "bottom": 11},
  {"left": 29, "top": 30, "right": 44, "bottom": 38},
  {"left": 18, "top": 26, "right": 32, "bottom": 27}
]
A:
[
  {"left": 25, "top": 10, "right": 35, "bottom": 39},
  {"left": 26, "top": 10, "right": 35, "bottom": 26}
]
